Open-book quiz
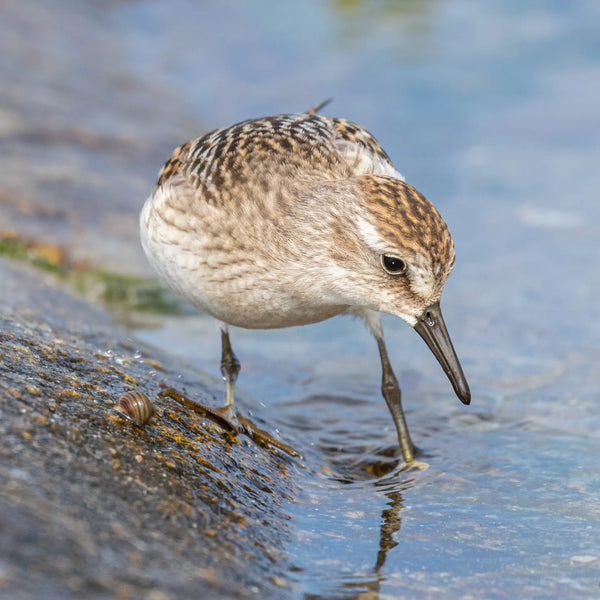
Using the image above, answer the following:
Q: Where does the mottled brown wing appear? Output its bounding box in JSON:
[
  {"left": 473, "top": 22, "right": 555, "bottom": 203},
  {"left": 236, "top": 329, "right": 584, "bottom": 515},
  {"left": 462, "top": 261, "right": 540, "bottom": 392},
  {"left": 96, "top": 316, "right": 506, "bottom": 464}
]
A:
[{"left": 153, "top": 113, "right": 402, "bottom": 205}]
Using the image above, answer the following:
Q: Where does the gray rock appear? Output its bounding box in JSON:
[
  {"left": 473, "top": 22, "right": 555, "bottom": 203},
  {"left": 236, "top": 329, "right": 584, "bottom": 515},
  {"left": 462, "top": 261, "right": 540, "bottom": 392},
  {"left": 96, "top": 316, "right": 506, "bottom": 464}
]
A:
[{"left": 0, "top": 258, "right": 296, "bottom": 600}]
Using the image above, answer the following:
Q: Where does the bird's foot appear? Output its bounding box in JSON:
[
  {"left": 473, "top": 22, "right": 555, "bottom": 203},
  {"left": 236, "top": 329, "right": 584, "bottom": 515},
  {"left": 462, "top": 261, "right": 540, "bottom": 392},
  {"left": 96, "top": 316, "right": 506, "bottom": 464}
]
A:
[
  {"left": 158, "top": 385, "right": 301, "bottom": 458},
  {"left": 236, "top": 414, "right": 302, "bottom": 458}
]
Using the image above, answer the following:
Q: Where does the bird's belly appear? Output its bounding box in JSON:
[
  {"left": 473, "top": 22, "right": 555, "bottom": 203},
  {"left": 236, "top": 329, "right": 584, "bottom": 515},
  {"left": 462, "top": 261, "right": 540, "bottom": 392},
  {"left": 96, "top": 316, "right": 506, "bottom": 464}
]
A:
[
  {"left": 164, "top": 261, "right": 344, "bottom": 329},
  {"left": 206, "top": 292, "right": 345, "bottom": 330},
  {"left": 141, "top": 220, "right": 345, "bottom": 329}
]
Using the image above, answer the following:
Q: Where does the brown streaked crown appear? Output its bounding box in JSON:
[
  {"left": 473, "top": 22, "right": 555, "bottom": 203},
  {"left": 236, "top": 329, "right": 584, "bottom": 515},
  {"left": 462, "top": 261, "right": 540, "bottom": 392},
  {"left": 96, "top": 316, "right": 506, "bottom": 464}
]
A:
[{"left": 357, "top": 175, "right": 455, "bottom": 274}]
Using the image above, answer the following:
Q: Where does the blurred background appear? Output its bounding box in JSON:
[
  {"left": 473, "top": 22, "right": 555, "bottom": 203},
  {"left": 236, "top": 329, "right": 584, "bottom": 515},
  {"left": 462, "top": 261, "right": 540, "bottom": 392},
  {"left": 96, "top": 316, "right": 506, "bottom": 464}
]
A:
[{"left": 2, "top": 0, "right": 599, "bottom": 597}]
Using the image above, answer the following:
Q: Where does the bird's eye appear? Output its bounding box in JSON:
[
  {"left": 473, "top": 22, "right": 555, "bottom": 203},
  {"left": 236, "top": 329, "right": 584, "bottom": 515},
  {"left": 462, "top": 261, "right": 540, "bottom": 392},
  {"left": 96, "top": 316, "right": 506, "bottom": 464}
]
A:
[{"left": 381, "top": 255, "right": 407, "bottom": 275}]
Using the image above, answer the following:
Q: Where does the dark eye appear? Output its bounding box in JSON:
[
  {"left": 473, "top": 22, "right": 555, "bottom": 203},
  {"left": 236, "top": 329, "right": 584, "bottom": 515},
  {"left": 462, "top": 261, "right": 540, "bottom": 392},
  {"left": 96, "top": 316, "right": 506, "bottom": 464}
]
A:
[{"left": 381, "top": 255, "right": 407, "bottom": 275}]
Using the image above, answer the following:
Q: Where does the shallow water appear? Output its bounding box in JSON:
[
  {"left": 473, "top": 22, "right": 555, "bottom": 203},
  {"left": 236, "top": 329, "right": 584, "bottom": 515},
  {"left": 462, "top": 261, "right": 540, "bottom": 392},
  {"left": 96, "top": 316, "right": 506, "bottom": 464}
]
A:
[
  {"left": 138, "top": 314, "right": 600, "bottom": 597},
  {"left": 4, "top": 0, "right": 600, "bottom": 597}
]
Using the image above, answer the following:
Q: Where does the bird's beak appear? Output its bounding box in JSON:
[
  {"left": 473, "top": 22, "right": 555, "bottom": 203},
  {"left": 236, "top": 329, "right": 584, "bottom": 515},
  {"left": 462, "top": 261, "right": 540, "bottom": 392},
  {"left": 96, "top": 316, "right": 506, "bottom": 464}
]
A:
[{"left": 413, "top": 301, "right": 471, "bottom": 405}]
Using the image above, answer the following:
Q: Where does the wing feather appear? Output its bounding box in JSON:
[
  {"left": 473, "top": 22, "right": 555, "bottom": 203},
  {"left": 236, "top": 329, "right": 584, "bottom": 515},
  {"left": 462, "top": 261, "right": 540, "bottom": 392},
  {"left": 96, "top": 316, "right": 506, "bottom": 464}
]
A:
[{"left": 151, "top": 113, "right": 404, "bottom": 206}]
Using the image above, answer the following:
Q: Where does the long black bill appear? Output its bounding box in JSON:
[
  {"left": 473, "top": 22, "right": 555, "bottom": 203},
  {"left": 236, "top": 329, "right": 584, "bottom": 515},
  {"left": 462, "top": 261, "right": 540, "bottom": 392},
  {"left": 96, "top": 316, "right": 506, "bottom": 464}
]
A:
[{"left": 413, "top": 301, "right": 471, "bottom": 405}]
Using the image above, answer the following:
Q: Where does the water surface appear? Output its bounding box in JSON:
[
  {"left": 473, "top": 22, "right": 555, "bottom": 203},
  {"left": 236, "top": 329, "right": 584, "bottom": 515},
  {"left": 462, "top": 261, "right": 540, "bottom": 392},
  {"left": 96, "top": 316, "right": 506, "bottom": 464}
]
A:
[
  {"left": 3, "top": 0, "right": 600, "bottom": 597},
  {"left": 129, "top": 1, "right": 600, "bottom": 596}
]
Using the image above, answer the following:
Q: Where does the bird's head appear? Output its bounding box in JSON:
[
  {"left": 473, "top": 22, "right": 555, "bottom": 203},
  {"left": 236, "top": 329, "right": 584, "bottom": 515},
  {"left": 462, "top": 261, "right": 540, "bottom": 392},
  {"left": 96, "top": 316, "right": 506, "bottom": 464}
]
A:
[{"left": 323, "top": 175, "right": 471, "bottom": 405}]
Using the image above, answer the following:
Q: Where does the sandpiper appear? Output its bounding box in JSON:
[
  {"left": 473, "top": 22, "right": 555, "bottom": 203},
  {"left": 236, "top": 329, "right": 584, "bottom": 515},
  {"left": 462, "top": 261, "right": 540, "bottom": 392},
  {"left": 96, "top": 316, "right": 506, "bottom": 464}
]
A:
[{"left": 140, "top": 105, "right": 470, "bottom": 464}]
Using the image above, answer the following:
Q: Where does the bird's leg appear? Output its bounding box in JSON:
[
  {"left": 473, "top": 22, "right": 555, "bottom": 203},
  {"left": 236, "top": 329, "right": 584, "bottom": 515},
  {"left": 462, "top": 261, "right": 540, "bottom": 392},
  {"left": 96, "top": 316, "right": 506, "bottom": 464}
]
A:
[
  {"left": 219, "top": 325, "right": 241, "bottom": 422},
  {"left": 215, "top": 325, "right": 301, "bottom": 457},
  {"left": 161, "top": 323, "right": 300, "bottom": 457},
  {"left": 374, "top": 333, "right": 415, "bottom": 464}
]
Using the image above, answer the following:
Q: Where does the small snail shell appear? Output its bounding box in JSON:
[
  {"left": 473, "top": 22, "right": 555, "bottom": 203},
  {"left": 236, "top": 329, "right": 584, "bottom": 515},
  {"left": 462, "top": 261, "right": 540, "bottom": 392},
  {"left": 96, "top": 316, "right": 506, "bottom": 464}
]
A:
[{"left": 114, "top": 391, "right": 155, "bottom": 426}]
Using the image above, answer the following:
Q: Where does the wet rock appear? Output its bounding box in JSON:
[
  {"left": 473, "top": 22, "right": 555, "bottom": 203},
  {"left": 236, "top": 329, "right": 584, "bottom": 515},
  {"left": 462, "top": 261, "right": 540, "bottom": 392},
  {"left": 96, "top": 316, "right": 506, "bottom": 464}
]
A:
[{"left": 0, "top": 257, "right": 296, "bottom": 600}]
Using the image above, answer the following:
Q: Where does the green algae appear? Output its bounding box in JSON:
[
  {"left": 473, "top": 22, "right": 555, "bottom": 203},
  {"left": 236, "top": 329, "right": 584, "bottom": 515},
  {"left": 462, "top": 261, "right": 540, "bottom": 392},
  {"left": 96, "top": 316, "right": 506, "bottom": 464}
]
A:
[{"left": 0, "top": 234, "right": 187, "bottom": 315}]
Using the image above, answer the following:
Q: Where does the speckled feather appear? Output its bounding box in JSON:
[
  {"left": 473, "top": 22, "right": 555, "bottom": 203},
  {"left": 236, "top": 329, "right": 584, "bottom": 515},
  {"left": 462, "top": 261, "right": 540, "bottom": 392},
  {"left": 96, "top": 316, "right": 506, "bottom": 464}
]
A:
[
  {"left": 155, "top": 114, "right": 396, "bottom": 199},
  {"left": 141, "top": 112, "right": 455, "bottom": 330},
  {"left": 140, "top": 111, "right": 469, "bottom": 461}
]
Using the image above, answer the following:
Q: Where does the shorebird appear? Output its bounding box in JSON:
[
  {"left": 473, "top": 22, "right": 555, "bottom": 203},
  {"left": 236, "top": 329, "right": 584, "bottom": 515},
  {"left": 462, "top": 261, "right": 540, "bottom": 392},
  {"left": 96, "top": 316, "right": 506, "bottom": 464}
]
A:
[{"left": 140, "top": 105, "right": 470, "bottom": 464}]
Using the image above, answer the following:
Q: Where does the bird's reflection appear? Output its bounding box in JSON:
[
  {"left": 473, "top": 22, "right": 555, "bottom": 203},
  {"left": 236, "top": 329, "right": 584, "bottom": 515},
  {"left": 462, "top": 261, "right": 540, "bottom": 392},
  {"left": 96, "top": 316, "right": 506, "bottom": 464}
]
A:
[
  {"left": 374, "top": 489, "right": 404, "bottom": 573},
  {"left": 304, "top": 488, "right": 405, "bottom": 600}
]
